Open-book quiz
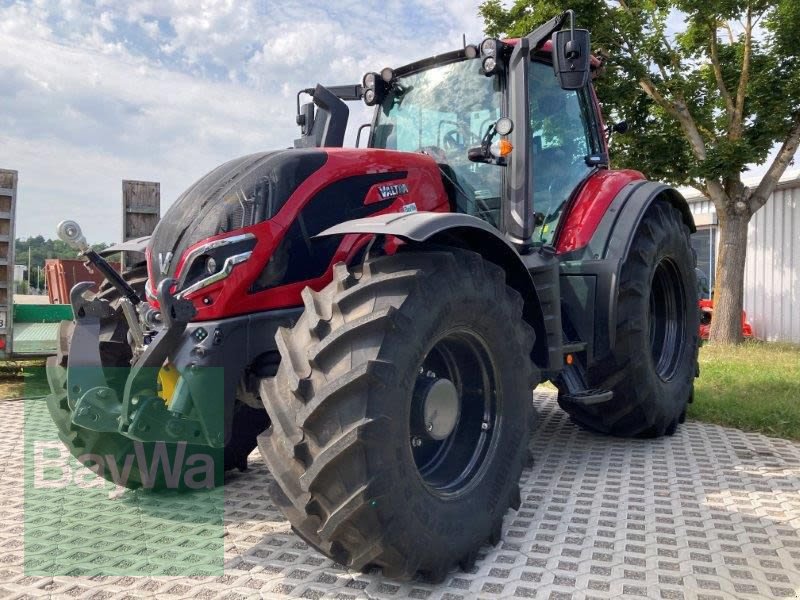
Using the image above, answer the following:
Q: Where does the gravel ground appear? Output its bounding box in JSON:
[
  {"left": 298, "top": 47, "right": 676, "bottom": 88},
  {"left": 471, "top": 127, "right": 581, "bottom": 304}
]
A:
[{"left": 1, "top": 390, "right": 799, "bottom": 599}]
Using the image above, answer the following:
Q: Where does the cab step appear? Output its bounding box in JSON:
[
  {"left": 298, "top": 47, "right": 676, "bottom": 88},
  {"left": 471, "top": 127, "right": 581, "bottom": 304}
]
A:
[{"left": 559, "top": 388, "right": 613, "bottom": 406}]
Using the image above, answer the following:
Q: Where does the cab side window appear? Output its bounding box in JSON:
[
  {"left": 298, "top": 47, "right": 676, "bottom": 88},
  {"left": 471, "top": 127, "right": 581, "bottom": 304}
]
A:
[{"left": 529, "top": 60, "right": 597, "bottom": 244}]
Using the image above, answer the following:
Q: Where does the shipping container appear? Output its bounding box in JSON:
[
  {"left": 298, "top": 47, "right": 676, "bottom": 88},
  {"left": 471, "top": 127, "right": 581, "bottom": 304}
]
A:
[{"left": 44, "top": 259, "right": 120, "bottom": 305}]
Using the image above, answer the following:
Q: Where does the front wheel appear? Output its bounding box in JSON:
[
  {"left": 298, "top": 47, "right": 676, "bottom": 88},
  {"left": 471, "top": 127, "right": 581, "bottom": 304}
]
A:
[
  {"left": 258, "top": 249, "right": 538, "bottom": 581},
  {"left": 557, "top": 199, "right": 699, "bottom": 437}
]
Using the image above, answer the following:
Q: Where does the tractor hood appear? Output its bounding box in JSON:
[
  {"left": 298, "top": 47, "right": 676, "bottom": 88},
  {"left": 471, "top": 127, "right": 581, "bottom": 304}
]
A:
[
  {"left": 147, "top": 147, "right": 449, "bottom": 313},
  {"left": 148, "top": 149, "right": 327, "bottom": 288}
]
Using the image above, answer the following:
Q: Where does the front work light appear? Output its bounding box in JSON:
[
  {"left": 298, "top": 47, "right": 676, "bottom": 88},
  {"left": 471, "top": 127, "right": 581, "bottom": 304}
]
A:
[
  {"left": 479, "top": 37, "right": 509, "bottom": 76},
  {"left": 363, "top": 71, "right": 389, "bottom": 106},
  {"left": 363, "top": 72, "right": 377, "bottom": 89}
]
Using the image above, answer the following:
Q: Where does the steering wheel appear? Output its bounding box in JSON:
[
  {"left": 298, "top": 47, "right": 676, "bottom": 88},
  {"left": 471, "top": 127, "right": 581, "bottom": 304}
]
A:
[
  {"left": 442, "top": 130, "right": 465, "bottom": 152},
  {"left": 442, "top": 122, "right": 482, "bottom": 154}
]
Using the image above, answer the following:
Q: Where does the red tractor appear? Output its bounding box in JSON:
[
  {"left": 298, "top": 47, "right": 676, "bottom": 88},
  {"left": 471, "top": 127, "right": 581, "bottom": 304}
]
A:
[{"left": 48, "top": 12, "right": 699, "bottom": 581}]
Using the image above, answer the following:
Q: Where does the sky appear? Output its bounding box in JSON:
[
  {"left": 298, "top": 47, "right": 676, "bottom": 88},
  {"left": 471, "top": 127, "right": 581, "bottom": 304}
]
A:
[
  {"left": 2, "top": 1, "right": 796, "bottom": 244},
  {"left": 0, "top": 0, "right": 484, "bottom": 243}
]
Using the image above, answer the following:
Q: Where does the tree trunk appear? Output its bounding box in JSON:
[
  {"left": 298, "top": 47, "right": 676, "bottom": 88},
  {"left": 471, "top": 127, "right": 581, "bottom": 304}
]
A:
[{"left": 708, "top": 210, "right": 750, "bottom": 344}]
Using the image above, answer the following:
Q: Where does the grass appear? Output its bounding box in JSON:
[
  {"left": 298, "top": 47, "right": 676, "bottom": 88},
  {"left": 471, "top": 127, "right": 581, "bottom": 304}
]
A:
[
  {"left": 0, "top": 359, "right": 48, "bottom": 400},
  {"left": 689, "top": 341, "right": 800, "bottom": 441}
]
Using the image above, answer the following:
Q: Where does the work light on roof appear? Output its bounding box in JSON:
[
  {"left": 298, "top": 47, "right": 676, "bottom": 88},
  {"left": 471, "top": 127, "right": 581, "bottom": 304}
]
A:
[
  {"left": 363, "top": 72, "right": 377, "bottom": 89},
  {"left": 481, "top": 38, "right": 497, "bottom": 56},
  {"left": 362, "top": 71, "right": 385, "bottom": 106},
  {"left": 380, "top": 67, "right": 395, "bottom": 83},
  {"left": 479, "top": 37, "right": 506, "bottom": 76}
]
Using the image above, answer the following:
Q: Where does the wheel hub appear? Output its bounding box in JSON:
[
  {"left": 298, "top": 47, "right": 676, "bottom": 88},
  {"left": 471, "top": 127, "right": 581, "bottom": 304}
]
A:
[
  {"left": 415, "top": 377, "right": 460, "bottom": 440},
  {"left": 410, "top": 330, "right": 498, "bottom": 496}
]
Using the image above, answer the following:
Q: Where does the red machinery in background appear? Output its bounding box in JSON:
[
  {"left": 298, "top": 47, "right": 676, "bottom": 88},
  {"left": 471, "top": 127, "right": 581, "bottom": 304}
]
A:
[
  {"left": 44, "top": 258, "right": 120, "bottom": 304},
  {"left": 699, "top": 299, "right": 754, "bottom": 340}
]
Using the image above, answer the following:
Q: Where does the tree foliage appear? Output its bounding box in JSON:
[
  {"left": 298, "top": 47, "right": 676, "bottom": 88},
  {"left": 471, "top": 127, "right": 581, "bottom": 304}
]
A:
[
  {"left": 481, "top": 0, "right": 800, "bottom": 343},
  {"left": 15, "top": 237, "right": 108, "bottom": 290}
]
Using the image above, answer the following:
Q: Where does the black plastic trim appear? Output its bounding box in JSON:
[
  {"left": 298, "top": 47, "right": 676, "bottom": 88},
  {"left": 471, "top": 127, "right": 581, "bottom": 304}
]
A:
[
  {"left": 557, "top": 181, "right": 696, "bottom": 365},
  {"left": 168, "top": 308, "right": 303, "bottom": 444}
]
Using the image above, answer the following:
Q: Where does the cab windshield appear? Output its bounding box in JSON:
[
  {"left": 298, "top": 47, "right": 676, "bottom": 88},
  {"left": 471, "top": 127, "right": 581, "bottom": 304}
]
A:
[{"left": 371, "top": 58, "right": 503, "bottom": 226}]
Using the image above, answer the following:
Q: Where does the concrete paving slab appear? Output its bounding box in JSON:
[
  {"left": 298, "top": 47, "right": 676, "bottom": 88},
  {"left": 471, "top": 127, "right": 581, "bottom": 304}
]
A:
[{"left": 1, "top": 390, "right": 799, "bottom": 599}]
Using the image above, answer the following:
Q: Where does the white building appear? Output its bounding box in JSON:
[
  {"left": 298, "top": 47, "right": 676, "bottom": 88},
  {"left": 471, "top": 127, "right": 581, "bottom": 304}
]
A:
[{"left": 686, "top": 173, "right": 800, "bottom": 343}]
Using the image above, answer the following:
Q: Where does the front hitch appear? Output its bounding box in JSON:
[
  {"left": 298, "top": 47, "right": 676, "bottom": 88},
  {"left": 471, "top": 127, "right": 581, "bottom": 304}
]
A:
[
  {"left": 60, "top": 220, "right": 230, "bottom": 448},
  {"left": 68, "top": 275, "right": 226, "bottom": 447},
  {"left": 66, "top": 281, "right": 116, "bottom": 412},
  {"left": 57, "top": 220, "right": 142, "bottom": 306}
]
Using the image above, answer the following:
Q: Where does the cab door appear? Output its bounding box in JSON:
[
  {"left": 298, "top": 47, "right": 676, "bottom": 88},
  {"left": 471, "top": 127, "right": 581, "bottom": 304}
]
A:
[{"left": 528, "top": 60, "right": 603, "bottom": 246}]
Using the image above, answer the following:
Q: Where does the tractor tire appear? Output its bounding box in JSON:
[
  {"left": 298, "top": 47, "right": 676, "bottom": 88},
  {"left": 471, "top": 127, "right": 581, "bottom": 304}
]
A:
[
  {"left": 46, "top": 266, "right": 263, "bottom": 489},
  {"left": 557, "top": 199, "right": 699, "bottom": 438},
  {"left": 258, "top": 249, "right": 538, "bottom": 581}
]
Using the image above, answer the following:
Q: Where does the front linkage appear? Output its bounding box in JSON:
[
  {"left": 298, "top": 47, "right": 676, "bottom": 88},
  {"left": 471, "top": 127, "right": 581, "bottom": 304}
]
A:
[{"left": 57, "top": 220, "right": 227, "bottom": 449}]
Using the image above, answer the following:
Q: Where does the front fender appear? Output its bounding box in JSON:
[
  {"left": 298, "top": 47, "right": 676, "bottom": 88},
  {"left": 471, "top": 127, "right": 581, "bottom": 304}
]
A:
[
  {"left": 319, "top": 211, "right": 559, "bottom": 372},
  {"left": 558, "top": 181, "right": 696, "bottom": 364}
]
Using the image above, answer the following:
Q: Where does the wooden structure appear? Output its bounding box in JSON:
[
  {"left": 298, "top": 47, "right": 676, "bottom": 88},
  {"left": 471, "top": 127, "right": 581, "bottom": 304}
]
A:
[
  {"left": 122, "top": 180, "right": 159, "bottom": 269},
  {"left": 0, "top": 170, "right": 17, "bottom": 358},
  {"left": 122, "top": 180, "right": 160, "bottom": 241}
]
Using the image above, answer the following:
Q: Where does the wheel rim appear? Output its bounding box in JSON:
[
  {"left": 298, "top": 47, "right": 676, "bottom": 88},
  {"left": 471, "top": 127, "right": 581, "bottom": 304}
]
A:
[
  {"left": 409, "top": 329, "right": 499, "bottom": 496},
  {"left": 648, "top": 258, "right": 686, "bottom": 381}
]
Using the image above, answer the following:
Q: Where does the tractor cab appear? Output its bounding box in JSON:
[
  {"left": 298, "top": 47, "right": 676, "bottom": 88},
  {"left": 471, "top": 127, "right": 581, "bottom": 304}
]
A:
[
  {"left": 294, "top": 11, "right": 600, "bottom": 252},
  {"left": 367, "top": 46, "right": 603, "bottom": 247}
]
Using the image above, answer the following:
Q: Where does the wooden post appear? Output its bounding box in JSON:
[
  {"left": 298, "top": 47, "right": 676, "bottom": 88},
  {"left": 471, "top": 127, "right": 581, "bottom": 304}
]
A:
[
  {"left": 122, "top": 180, "right": 160, "bottom": 241},
  {"left": 121, "top": 180, "right": 159, "bottom": 269}
]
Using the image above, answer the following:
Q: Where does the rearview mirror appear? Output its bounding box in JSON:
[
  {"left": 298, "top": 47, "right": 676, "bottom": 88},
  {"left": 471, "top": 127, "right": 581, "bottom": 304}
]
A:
[{"left": 552, "top": 28, "right": 591, "bottom": 90}]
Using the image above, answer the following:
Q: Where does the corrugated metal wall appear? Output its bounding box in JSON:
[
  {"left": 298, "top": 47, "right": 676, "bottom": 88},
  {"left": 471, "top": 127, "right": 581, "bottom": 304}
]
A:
[
  {"left": 743, "top": 184, "right": 800, "bottom": 343},
  {"left": 686, "top": 180, "right": 800, "bottom": 343}
]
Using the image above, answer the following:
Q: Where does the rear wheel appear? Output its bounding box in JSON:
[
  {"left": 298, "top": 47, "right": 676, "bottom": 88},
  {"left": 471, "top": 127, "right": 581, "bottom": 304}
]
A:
[
  {"left": 258, "top": 249, "right": 538, "bottom": 581},
  {"left": 557, "top": 199, "right": 699, "bottom": 437}
]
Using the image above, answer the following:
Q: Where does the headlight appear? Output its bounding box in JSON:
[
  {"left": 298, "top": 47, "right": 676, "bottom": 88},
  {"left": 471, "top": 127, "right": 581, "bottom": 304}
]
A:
[{"left": 175, "top": 232, "right": 256, "bottom": 297}]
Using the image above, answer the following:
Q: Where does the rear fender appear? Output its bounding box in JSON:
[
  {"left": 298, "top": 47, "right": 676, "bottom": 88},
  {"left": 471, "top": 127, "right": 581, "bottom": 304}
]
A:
[
  {"left": 319, "top": 212, "right": 556, "bottom": 372},
  {"left": 558, "top": 181, "right": 695, "bottom": 363},
  {"left": 587, "top": 181, "right": 695, "bottom": 263}
]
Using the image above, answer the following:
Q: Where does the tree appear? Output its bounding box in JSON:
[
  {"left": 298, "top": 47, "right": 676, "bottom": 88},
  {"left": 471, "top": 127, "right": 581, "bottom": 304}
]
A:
[
  {"left": 481, "top": 0, "right": 800, "bottom": 344},
  {"left": 15, "top": 237, "right": 109, "bottom": 292}
]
